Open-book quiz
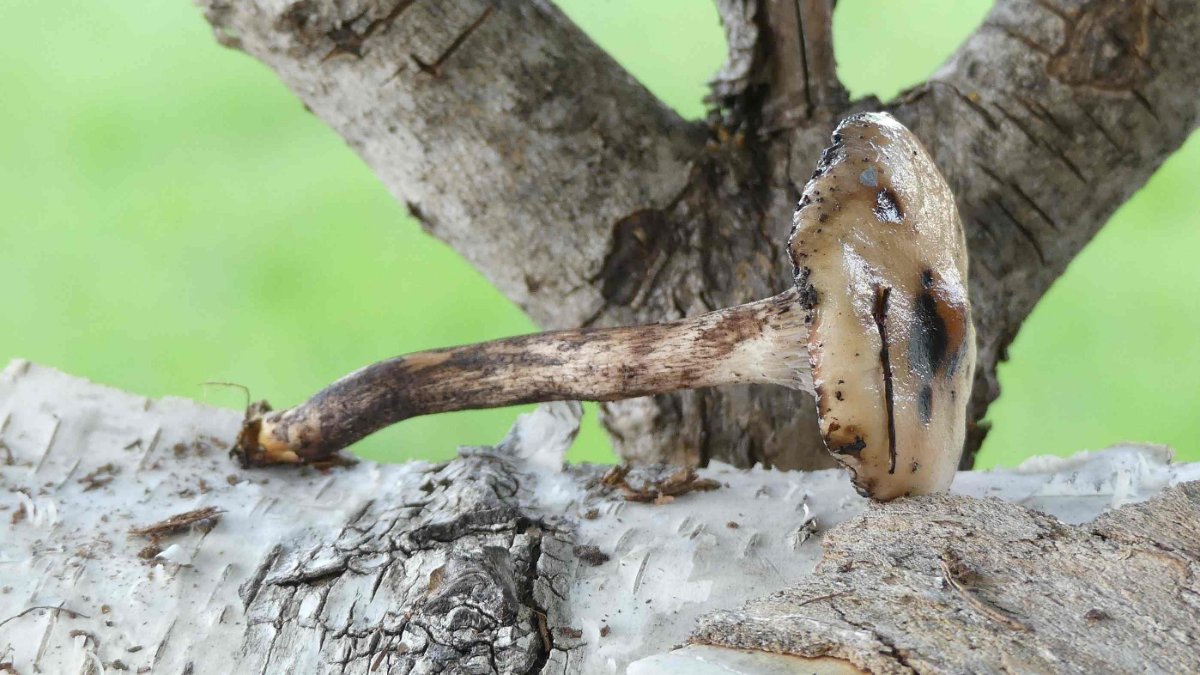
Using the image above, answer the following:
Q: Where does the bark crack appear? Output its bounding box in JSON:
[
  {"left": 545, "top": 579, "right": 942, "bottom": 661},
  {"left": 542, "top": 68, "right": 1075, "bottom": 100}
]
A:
[
  {"left": 318, "top": 0, "right": 418, "bottom": 60},
  {"left": 232, "top": 453, "right": 568, "bottom": 673},
  {"left": 411, "top": 5, "right": 494, "bottom": 78}
]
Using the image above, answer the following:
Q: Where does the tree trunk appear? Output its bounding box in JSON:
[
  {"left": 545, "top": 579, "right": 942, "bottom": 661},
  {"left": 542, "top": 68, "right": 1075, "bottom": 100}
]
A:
[
  {"left": 3, "top": 360, "right": 1198, "bottom": 673},
  {"left": 192, "top": 0, "right": 1199, "bottom": 471}
]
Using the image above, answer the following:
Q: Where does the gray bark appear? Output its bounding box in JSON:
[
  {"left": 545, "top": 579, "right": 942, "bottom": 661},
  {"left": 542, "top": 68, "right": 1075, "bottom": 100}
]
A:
[
  {"left": 3, "top": 359, "right": 1199, "bottom": 674},
  {"left": 193, "top": 0, "right": 1199, "bottom": 471},
  {"left": 690, "top": 482, "right": 1200, "bottom": 674}
]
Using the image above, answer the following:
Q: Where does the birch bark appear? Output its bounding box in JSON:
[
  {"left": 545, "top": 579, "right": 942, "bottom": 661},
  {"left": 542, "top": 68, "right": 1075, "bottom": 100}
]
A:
[{"left": 2, "top": 360, "right": 1197, "bottom": 673}]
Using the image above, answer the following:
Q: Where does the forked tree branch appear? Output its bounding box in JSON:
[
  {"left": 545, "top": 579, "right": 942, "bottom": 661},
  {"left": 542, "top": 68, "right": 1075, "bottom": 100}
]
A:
[
  {"left": 199, "top": 0, "right": 703, "bottom": 329},
  {"left": 197, "top": 0, "right": 1198, "bottom": 469}
]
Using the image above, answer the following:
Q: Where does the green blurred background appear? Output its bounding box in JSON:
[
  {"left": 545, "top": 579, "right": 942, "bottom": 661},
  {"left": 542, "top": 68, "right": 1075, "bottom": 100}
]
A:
[{"left": 1, "top": 0, "right": 1195, "bottom": 467}]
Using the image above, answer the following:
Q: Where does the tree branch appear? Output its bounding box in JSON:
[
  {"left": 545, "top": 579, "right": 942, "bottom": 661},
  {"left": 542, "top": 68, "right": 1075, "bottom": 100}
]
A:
[
  {"left": 709, "top": 0, "right": 847, "bottom": 128},
  {"left": 887, "top": 0, "right": 1200, "bottom": 459},
  {"left": 691, "top": 481, "right": 1200, "bottom": 673},
  {"left": 198, "top": 0, "right": 704, "bottom": 329}
]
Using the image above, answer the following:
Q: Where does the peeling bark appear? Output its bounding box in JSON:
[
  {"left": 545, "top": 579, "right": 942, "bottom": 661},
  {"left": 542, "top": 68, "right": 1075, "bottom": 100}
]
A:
[{"left": 3, "top": 360, "right": 1199, "bottom": 673}]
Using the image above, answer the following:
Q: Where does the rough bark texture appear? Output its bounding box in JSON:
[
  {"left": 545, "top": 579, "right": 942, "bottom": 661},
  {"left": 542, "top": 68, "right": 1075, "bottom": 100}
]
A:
[
  {"left": 0, "top": 361, "right": 581, "bottom": 674},
  {"left": 4, "top": 360, "right": 1200, "bottom": 674},
  {"left": 692, "top": 482, "right": 1200, "bottom": 674},
  {"left": 193, "top": 0, "right": 1199, "bottom": 471}
]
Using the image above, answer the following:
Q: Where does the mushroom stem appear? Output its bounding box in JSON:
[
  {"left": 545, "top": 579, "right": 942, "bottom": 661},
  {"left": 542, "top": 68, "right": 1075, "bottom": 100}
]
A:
[{"left": 235, "top": 289, "right": 812, "bottom": 466}]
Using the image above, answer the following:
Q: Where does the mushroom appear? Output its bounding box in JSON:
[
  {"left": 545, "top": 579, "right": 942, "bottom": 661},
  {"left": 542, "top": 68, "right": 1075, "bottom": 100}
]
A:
[{"left": 234, "top": 112, "right": 976, "bottom": 501}]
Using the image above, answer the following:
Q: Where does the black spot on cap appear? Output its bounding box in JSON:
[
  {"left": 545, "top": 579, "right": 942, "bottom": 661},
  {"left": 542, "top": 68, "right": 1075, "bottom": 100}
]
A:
[
  {"left": 918, "top": 384, "right": 933, "bottom": 424},
  {"left": 829, "top": 436, "right": 866, "bottom": 455},
  {"left": 909, "top": 290, "right": 950, "bottom": 379},
  {"left": 795, "top": 267, "right": 819, "bottom": 311},
  {"left": 873, "top": 188, "right": 903, "bottom": 224}
]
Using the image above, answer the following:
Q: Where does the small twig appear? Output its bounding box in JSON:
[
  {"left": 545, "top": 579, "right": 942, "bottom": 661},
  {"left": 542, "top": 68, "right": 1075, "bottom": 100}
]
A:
[
  {"left": 0, "top": 604, "right": 91, "bottom": 630},
  {"left": 129, "top": 506, "right": 224, "bottom": 539},
  {"left": 534, "top": 610, "right": 552, "bottom": 653},
  {"left": 940, "top": 556, "right": 1029, "bottom": 631},
  {"left": 794, "top": 590, "right": 850, "bottom": 608}
]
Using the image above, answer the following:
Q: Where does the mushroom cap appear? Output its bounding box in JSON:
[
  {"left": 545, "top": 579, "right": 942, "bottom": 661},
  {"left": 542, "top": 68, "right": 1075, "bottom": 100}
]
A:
[{"left": 789, "top": 112, "right": 976, "bottom": 500}]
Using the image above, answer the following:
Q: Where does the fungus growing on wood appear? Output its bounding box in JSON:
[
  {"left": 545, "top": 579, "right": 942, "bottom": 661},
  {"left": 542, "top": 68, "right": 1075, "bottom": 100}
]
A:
[
  {"left": 233, "top": 112, "right": 975, "bottom": 500},
  {"left": 793, "top": 112, "right": 976, "bottom": 500}
]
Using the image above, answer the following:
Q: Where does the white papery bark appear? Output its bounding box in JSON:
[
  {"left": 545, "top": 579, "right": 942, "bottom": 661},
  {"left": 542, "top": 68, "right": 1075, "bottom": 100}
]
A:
[{"left": 1, "top": 359, "right": 1197, "bottom": 673}]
